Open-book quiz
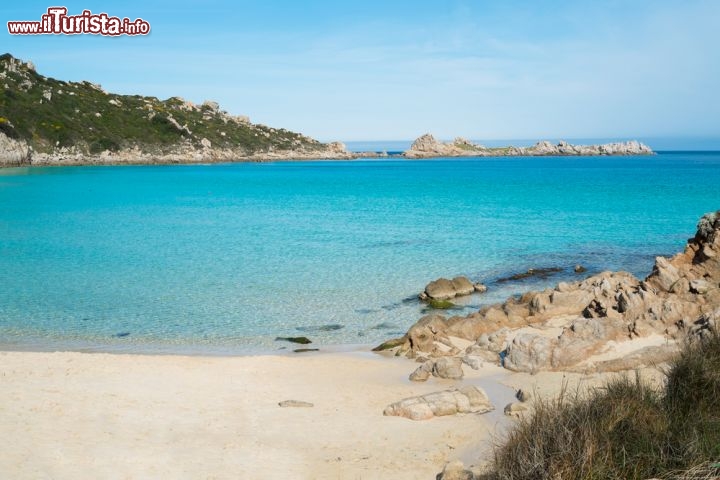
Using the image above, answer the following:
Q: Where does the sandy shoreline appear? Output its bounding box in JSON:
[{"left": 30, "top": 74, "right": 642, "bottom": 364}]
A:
[{"left": 0, "top": 349, "right": 520, "bottom": 479}]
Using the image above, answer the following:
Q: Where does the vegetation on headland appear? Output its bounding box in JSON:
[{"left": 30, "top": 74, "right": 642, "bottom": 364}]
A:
[
  {"left": 0, "top": 53, "right": 326, "bottom": 157},
  {"left": 484, "top": 332, "right": 720, "bottom": 480}
]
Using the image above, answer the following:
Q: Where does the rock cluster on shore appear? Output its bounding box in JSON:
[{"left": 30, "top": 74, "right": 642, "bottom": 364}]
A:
[
  {"left": 378, "top": 211, "right": 720, "bottom": 376},
  {"left": 403, "top": 133, "right": 654, "bottom": 158}
]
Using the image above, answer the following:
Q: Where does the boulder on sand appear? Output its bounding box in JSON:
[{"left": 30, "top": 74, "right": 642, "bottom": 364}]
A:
[{"left": 383, "top": 385, "right": 493, "bottom": 420}]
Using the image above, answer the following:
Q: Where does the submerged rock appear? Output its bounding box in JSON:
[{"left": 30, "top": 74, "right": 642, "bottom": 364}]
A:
[
  {"left": 426, "top": 298, "right": 457, "bottom": 309},
  {"left": 275, "top": 336, "right": 312, "bottom": 345},
  {"left": 497, "top": 267, "right": 564, "bottom": 283},
  {"left": 296, "top": 324, "right": 344, "bottom": 332}
]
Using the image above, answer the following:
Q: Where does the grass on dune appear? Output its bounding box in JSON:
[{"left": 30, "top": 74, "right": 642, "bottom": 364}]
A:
[{"left": 484, "top": 330, "right": 720, "bottom": 480}]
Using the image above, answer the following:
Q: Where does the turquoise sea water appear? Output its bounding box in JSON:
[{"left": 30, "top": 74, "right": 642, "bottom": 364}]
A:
[{"left": 1, "top": 152, "right": 719, "bottom": 354}]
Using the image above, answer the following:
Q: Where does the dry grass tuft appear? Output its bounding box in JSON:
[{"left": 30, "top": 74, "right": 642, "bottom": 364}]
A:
[{"left": 484, "top": 331, "right": 720, "bottom": 480}]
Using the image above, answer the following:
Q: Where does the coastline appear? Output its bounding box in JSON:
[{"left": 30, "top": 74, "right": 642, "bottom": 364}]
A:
[
  {"left": 0, "top": 128, "right": 655, "bottom": 169},
  {"left": 0, "top": 147, "right": 655, "bottom": 169}
]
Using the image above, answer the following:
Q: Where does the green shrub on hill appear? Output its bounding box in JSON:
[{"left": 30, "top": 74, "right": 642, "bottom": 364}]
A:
[{"left": 0, "top": 53, "right": 323, "bottom": 155}]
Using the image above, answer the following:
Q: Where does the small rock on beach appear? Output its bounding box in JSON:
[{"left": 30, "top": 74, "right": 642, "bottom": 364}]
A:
[{"left": 278, "top": 400, "right": 314, "bottom": 408}]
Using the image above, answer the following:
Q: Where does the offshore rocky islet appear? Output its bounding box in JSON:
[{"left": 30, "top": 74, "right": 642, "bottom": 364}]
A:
[{"left": 0, "top": 53, "right": 653, "bottom": 166}]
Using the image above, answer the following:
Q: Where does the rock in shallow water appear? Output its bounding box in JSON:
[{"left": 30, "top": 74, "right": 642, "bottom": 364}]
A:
[
  {"left": 426, "top": 298, "right": 457, "bottom": 309},
  {"left": 275, "top": 336, "right": 312, "bottom": 345},
  {"left": 474, "top": 283, "right": 488, "bottom": 293},
  {"left": 497, "top": 267, "right": 563, "bottom": 283},
  {"left": 422, "top": 276, "right": 477, "bottom": 300},
  {"left": 296, "top": 324, "right": 344, "bottom": 332}
]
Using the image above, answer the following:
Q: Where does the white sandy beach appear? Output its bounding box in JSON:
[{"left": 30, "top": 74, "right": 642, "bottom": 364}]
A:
[{"left": 0, "top": 349, "right": 521, "bottom": 480}]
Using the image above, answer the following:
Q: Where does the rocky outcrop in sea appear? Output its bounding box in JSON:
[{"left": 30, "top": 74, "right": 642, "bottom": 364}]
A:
[
  {"left": 403, "top": 133, "right": 654, "bottom": 158},
  {"left": 377, "top": 211, "right": 720, "bottom": 375}
]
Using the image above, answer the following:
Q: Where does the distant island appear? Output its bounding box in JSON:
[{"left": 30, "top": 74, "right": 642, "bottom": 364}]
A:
[
  {"left": 0, "top": 53, "right": 653, "bottom": 167},
  {"left": 403, "top": 133, "right": 654, "bottom": 158}
]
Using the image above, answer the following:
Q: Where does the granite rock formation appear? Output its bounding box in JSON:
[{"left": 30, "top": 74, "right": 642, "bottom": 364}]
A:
[
  {"left": 383, "top": 385, "right": 493, "bottom": 421},
  {"left": 420, "top": 276, "right": 484, "bottom": 301},
  {"left": 379, "top": 211, "right": 720, "bottom": 374}
]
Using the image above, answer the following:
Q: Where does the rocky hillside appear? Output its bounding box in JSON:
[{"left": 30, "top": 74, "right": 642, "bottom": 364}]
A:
[
  {"left": 404, "top": 134, "right": 654, "bottom": 158},
  {"left": 378, "top": 210, "right": 719, "bottom": 375},
  {"left": 0, "top": 53, "right": 349, "bottom": 166}
]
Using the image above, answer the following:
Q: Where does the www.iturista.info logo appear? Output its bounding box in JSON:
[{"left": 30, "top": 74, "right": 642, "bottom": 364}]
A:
[{"left": 7, "top": 7, "right": 150, "bottom": 36}]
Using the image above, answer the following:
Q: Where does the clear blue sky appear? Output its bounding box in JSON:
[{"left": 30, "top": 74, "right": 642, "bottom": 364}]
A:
[{"left": 3, "top": 0, "right": 719, "bottom": 143}]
